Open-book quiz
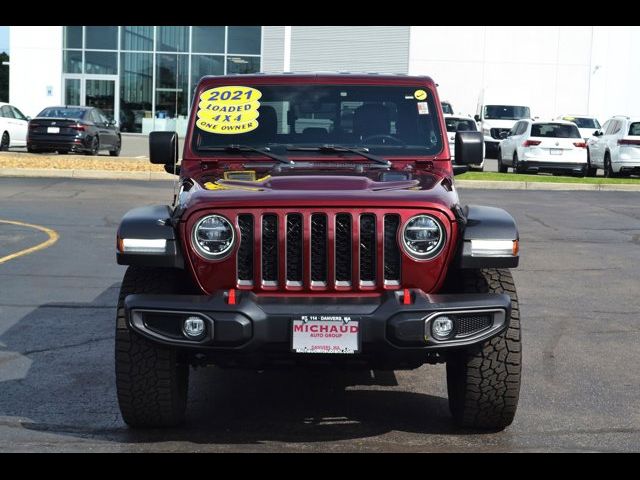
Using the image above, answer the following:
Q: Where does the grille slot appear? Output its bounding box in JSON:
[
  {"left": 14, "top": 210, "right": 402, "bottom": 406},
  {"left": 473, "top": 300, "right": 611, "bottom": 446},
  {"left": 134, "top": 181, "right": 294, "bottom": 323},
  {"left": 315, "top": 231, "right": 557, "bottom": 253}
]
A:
[
  {"left": 286, "top": 213, "right": 303, "bottom": 284},
  {"left": 359, "top": 213, "right": 376, "bottom": 284},
  {"left": 261, "top": 214, "right": 278, "bottom": 284},
  {"left": 335, "top": 214, "right": 352, "bottom": 285},
  {"left": 384, "top": 214, "right": 401, "bottom": 283},
  {"left": 237, "top": 214, "right": 254, "bottom": 284},
  {"left": 455, "top": 314, "right": 493, "bottom": 337},
  {"left": 310, "top": 213, "right": 328, "bottom": 284}
]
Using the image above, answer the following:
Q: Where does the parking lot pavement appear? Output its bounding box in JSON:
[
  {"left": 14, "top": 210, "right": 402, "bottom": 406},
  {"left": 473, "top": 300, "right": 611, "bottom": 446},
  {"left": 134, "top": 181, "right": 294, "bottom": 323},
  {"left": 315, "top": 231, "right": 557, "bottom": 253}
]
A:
[{"left": 0, "top": 177, "right": 639, "bottom": 452}]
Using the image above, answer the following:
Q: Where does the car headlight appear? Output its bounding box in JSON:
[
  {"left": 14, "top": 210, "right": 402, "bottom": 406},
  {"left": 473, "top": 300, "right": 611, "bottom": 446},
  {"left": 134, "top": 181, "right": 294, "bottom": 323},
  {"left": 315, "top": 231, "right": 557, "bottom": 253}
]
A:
[
  {"left": 401, "top": 215, "right": 445, "bottom": 260},
  {"left": 192, "top": 214, "right": 235, "bottom": 260}
]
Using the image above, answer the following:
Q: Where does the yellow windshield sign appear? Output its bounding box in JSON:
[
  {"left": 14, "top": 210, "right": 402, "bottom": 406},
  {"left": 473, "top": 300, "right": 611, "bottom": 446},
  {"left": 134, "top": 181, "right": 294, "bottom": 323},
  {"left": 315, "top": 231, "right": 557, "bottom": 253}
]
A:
[{"left": 196, "top": 86, "right": 262, "bottom": 134}]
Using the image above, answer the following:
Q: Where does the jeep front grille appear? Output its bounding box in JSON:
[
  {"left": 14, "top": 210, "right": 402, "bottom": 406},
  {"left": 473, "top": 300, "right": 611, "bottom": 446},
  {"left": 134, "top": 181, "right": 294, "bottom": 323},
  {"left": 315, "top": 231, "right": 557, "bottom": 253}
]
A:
[{"left": 233, "top": 211, "right": 403, "bottom": 291}]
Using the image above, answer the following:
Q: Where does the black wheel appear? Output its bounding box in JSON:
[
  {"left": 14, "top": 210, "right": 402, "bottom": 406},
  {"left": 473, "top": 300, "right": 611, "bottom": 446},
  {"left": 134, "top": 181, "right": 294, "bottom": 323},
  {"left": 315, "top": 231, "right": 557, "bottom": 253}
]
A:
[
  {"left": 444, "top": 268, "right": 522, "bottom": 430},
  {"left": 109, "top": 135, "right": 121, "bottom": 157},
  {"left": 604, "top": 153, "right": 617, "bottom": 178},
  {"left": 585, "top": 150, "right": 597, "bottom": 177},
  {"left": 497, "top": 150, "right": 507, "bottom": 173},
  {"left": 89, "top": 136, "right": 100, "bottom": 155},
  {"left": 115, "top": 266, "right": 190, "bottom": 428},
  {"left": 0, "top": 131, "right": 9, "bottom": 151},
  {"left": 512, "top": 153, "right": 523, "bottom": 174}
]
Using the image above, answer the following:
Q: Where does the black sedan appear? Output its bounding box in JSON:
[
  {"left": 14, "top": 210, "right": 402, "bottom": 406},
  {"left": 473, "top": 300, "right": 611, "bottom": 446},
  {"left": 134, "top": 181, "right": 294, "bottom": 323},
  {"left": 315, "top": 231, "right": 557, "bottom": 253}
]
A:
[{"left": 27, "top": 106, "right": 121, "bottom": 156}]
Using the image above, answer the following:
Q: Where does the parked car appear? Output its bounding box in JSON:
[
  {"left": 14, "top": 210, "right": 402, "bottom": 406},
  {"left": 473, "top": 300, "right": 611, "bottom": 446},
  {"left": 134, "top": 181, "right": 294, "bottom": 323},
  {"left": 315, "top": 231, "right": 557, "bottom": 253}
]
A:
[
  {"left": 441, "top": 100, "right": 454, "bottom": 114},
  {"left": 114, "top": 73, "right": 522, "bottom": 430},
  {"left": 587, "top": 115, "right": 640, "bottom": 177},
  {"left": 497, "top": 119, "right": 587, "bottom": 176},
  {"left": 0, "top": 102, "right": 30, "bottom": 150},
  {"left": 555, "top": 115, "right": 601, "bottom": 142},
  {"left": 475, "top": 87, "right": 531, "bottom": 158},
  {"left": 444, "top": 114, "right": 484, "bottom": 170},
  {"left": 27, "top": 106, "right": 121, "bottom": 156}
]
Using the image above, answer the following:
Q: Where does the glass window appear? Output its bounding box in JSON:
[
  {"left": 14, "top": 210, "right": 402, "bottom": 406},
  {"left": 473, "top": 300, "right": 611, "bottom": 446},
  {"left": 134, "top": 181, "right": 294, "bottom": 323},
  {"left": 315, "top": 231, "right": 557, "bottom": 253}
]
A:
[
  {"left": 517, "top": 122, "right": 528, "bottom": 135},
  {"left": 601, "top": 120, "right": 610, "bottom": 135},
  {"left": 445, "top": 117, "right": 476, "bottom": 132},
  {"left": 192, "top": 84, "right": 443, "bottom": 156},
  {"left": 85, "top": 51, "right": 117, "bottom": 75},
  {"left": 10, "top": 106, "right": 28, "bottom": 121},
  {"left": 1, "top": 105, "right": 15, "bottom": 118},
  {"left": 605, "top": 120, "right": 619, "bottom": 135},
  {"left": 85, "top": 26, "right": 118, "bottom": 50},
  {"left": 227, "top": 55, "right": 260, "bottom": 75},
  {"left": 629, "top": 122, "right": 640, "bottom": 136},
  {"left": 155, "top": 53, "right": 189, "bottom": 119},
  {"left": 63, "top": 50, "right": 83, "bottom": 73},
  {"left": 192, "top": 26, "right": 225, "bottom": 53},
  {"left": 64, "top": 26, "right": 83, "bottom": 49},
  {"left": 64, "top": 78, "right": 81, "bottom": 106},
  {"left": 120, "top": 52, "right": 153, "bottom": 133},
  {"left": 191, "top": 55, "right": 224, "bottom": 95},
  {"left": 530, "top": 123, "right": 581, "bottom": 138},
  {"left": 157, "top": 26, "right": 189, "bottom": 52},
  {"left": 38, "top": 107, "right": 88, "bottom": 119},
  {"left": 121, "top": 26, "right": 154, "bottom": 51},
  {"left": 228, "top": 26, "right": 261, "bottom": 54},
  {"left": 484, "top": 105, "right": 530, "bottom": 120},
  {"left": 561, "top": 116, "right": 600, "bottom": 129},
  {"left": 441, "top": 102, "right": 453, "bottom": 114}
]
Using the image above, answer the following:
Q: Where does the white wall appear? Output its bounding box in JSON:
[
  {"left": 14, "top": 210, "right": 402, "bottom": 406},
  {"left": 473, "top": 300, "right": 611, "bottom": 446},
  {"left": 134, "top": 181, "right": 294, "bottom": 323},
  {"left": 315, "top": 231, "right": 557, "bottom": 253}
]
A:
[
  {"left": 409, "top": 26, "right": 640, "bottom": 123},
  {"left": 9, "top": 26, "right": 62, "bottom": 117}
]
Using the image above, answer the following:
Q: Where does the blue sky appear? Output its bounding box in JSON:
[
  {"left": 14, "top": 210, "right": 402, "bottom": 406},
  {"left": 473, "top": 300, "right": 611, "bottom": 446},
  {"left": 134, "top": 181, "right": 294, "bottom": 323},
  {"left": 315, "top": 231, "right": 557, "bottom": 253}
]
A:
[{"left": 0, "top": 26, "right": 9, "bottom": 53}]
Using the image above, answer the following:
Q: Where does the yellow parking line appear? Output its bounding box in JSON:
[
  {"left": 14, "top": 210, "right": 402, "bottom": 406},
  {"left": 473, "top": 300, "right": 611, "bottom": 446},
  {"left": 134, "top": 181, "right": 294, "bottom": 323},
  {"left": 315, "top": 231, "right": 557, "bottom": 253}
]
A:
[{"left": 0, "top": 219, "right": 59, "bottom": 265}]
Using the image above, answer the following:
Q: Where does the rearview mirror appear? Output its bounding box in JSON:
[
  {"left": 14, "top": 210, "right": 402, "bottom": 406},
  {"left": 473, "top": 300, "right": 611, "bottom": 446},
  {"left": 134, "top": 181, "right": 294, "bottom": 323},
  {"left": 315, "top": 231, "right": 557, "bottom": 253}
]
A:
[
  {"left": 149, "top": 131, "right": 179, "bottom": 166},
  {"left": 454, "top": 131, "right": 483, "bottom": 166}
]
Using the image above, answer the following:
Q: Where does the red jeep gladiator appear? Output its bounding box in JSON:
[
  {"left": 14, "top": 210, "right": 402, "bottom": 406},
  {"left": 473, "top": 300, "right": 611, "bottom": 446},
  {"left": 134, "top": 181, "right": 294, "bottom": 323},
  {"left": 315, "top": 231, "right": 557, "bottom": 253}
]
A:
[{"left": 115, "top": 74, "right": 521, "bottom": 430}]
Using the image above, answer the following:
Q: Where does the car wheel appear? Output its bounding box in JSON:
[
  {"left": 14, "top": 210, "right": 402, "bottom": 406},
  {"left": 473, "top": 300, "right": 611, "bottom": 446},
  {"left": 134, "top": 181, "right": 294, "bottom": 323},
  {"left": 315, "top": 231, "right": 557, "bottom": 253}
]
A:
[
  {"left": 57, "top": 150, "right": 68, "bottom": 155},
  {"left": 109, "top": 135, "right": 121, "bottom": 157},
  {"left": 445, "top": 268, "right": 522, "bottom": 430},
  {"left": 115, "top": 266, "right": 190, "bottom": 428},
  {"left": 585, "top": 150, "right": 597, "bottom": 177},
  {"left": 604, "top": 153, "right": 617, "bottom": 178},
  {"left": 512, "top": 153, "right": 523, "bottom": 174},
  {"left": 0, "top": 131, "right": 9, "bottom": 151},
  {"left": 89, "top": 136, "right": 99, "bottom": 156},
  {"left": 497, "top": 150, "right": 507, "bottom": 173},
  {"left": 27, "top": 145, "right": 38, "bottom": 154}
]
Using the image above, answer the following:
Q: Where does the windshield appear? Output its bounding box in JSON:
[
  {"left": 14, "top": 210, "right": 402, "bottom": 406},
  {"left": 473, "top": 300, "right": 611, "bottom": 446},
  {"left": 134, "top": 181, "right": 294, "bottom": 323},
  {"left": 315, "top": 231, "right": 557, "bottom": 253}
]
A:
[
  {"left": 192, "top": 84, "right": 443, "bottom": 155},
  {"left": 484, "top": 105, "right": 530, "bottom": 120},
  {"left": 531, "top": 123, "right": 581, "bottom": 138},
  {"left": 441, "top": 102, "right": 453, "bottom": 114},
  {"left": 562, "top": 116, "right": 600, "bottom": 129},
  {"left": 445, "top": 117, "right": 476, "bottom": 132},
  {"left": 38, "top": 107, "right": 87, "bottom": 119}
]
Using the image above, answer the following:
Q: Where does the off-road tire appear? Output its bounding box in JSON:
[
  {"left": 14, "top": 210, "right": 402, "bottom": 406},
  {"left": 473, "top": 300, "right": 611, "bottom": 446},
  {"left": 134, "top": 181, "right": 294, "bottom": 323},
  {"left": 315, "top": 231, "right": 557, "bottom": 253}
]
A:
[
  {"left": 445, "top": 268, "right": 521, "bottom": 430},
  {"left": 115, "top": 266, "right": 189, "bottom": 428}
]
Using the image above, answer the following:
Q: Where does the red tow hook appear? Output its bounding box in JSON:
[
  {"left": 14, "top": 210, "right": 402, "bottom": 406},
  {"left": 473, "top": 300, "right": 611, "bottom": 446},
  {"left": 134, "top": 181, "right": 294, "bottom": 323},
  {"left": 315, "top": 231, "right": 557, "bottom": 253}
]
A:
[
  {"left": 403, "top": 288, "right": 412, "bottom": 305},
  {"left": 228, "top": 289, "right": 236, "bottom": 305}
]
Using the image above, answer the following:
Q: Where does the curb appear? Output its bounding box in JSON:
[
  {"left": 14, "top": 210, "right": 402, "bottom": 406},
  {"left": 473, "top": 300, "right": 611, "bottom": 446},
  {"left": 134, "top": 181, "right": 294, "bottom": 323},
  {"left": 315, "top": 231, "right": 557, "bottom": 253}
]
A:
[{"left": 0, "top": 168, "right": 174, "bottom": 181}]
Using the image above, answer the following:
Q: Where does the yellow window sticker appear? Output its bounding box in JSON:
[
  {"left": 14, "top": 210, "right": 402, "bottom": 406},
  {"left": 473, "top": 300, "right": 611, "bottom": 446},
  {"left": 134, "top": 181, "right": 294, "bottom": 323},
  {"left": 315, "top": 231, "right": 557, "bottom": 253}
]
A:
[
  {"left": 414, "top": 89, "right": 428, "bottom": 101},
  {"left": 196, "top": 86, "right": 262, "bottom": 134}
]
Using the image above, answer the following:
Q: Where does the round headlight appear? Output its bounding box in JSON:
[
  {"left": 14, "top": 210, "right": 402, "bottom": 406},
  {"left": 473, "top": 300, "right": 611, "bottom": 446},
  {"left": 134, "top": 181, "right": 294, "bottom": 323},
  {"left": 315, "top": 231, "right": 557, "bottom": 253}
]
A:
[
  {"left": 192, "top": 215, "right": 235, "bottom": 259},
  {"left": 402, "top": 214, "right": 445, "bottom": 260}
]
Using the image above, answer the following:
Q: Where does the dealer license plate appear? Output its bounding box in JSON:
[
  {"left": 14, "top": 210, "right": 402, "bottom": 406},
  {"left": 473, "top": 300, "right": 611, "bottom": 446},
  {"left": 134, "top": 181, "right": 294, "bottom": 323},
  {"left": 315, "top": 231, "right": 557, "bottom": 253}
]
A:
[
  {"left": 292, "top": 315, "right": 360, "bottom": 354},
  {"left": 550, "top": 148, "right": 562, "bottom": 155},
  {"left": 47, "top": 127, "right": 60, "bottom": 134}
]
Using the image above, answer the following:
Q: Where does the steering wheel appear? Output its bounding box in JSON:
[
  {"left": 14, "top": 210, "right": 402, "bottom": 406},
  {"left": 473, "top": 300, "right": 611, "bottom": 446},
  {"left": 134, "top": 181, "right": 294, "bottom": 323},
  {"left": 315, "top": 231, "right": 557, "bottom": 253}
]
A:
[{"left": 362, "top": 134, "right": 406, "bottom": 146}]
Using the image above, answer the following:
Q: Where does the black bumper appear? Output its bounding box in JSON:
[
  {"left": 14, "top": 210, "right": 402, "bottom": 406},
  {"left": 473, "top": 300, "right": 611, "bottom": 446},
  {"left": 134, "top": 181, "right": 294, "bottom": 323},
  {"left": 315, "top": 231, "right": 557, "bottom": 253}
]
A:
[
  {"left": 519, "top": 161, "right": 586, "bottom": 174},
  {"left": 27, "top": 134, "right": 90, "bottom": 151},
  {"left": 122, "top": 290, "right": 511, "bottom": 367}
]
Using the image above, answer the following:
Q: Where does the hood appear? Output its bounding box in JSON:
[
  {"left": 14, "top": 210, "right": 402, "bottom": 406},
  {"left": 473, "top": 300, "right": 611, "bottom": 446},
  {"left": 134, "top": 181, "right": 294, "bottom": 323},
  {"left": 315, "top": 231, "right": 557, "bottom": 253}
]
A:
[{"left": 179, "top": 173, "right": 460, "bottom": 216}]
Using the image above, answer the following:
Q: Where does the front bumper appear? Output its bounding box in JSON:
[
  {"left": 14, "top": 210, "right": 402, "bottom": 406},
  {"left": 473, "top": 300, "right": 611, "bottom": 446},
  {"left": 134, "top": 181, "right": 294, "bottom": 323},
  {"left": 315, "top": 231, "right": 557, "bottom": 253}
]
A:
[{"left": 122, "top": 290, "right": 511, "bottom": 367}]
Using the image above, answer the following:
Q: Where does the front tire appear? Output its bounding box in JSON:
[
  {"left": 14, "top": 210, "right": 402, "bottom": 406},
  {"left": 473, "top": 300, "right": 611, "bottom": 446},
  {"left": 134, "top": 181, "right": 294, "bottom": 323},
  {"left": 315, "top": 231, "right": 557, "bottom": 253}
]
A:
[
  {"left": 0, "top": 131, "right": 9, "bottom": 151},
  {"left": 445, "top": 268, "right": 522, "bottom": 430},
  {"left": 586, "top": 150, "right": 597, "bottom": 177},
  {"left": 497, "top": 150, "right": 507, "bottom": 173},
  {"left": 115, "top": 266, "right": 190, "bottom": 428}
]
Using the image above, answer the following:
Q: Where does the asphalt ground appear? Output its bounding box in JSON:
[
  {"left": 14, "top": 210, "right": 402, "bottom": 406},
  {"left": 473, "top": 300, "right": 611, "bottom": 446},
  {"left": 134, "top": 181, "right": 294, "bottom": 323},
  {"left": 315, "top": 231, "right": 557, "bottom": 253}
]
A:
[{"left": 0, "top": 178, "right": 639, "bottom": 452}]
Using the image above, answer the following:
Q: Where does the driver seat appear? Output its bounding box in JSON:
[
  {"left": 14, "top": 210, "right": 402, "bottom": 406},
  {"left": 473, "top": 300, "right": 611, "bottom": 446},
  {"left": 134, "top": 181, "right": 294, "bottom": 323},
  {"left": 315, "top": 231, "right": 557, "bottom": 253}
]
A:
[{"left": 353, "top": 103, "right": 391, "bottom": 142}]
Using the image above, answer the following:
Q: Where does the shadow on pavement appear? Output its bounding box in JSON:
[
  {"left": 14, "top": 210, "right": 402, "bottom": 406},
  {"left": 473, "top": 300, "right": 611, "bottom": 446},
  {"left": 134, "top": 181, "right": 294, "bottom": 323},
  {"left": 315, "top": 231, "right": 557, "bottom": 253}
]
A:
[{"left": 0, "top": 284, "right": 488, "bottom": 448}]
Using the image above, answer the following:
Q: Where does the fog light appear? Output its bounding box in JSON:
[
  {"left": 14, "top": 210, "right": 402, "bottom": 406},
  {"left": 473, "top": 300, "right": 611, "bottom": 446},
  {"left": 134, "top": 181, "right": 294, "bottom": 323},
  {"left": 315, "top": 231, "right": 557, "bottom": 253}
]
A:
[
  {"left": 432, "top": 316, "right": 454, "bottom": 340},
  {"left": 183, "top": 316, "right": 206, "bottom": 339}
]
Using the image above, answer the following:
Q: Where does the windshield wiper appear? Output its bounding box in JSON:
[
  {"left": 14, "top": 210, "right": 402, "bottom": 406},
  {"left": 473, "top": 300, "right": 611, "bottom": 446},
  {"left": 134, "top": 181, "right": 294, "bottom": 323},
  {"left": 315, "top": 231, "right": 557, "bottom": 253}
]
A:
[
  {"left": 198, "top": 144, "right": 294, "bottom": 165},
  {"left": 287, "top": 145, "right": 391, "bottom": 168}
]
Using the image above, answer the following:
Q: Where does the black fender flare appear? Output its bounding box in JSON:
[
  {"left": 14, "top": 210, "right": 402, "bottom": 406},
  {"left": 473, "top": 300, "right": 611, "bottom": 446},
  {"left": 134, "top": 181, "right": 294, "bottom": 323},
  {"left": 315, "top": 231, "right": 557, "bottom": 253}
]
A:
[
  {"left": 455, "top": 205, "right": 519, "bottom": 269},
  {"left": 116, "top": 205, "right": 184, "bottom": 269}
]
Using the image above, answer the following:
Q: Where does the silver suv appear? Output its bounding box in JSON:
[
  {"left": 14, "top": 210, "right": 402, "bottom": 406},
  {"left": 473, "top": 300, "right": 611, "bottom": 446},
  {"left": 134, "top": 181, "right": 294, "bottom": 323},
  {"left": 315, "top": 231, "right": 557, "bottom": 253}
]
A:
[{"left": 587, "top": 116, "right": 640, "bottom": 177}]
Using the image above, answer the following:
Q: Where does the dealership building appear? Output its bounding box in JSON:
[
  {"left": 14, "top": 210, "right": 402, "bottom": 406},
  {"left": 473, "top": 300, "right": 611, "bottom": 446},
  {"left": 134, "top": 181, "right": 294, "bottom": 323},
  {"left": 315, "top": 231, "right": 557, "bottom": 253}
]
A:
[{"left": 8, "top": 26, "right": 640, "bottom": 135}]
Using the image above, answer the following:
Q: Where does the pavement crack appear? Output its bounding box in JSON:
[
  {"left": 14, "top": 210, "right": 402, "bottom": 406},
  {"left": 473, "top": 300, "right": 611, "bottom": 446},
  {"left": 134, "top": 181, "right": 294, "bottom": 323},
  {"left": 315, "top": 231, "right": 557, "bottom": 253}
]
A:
[
  {"left": 20, "top": 336, "right": 112, "bottom": 356},
  {"left": 525, "top": 214, "right": 557, "bottom": 231}
]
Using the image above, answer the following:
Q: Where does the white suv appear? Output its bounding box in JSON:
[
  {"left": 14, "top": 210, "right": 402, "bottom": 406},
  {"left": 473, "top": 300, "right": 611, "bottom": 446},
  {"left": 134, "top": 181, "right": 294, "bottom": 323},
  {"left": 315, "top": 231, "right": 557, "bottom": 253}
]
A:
[{"left": 587, "top": 116, "right": 640, "bottom": 177}]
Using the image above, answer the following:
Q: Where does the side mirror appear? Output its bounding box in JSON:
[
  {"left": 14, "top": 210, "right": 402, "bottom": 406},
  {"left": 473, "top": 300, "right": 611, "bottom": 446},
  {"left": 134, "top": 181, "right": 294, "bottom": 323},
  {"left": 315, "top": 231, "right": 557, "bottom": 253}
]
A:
[
  {"left": 593, "top": 130, "right": 602, "bottom": 137},
  {"left": 474, "top": 114, "right": 481, "bottom": 122},
  {"left": 107, "top": 119, "right": 117, "bottom": 127},
  {"left": 149, "top": 131, "right": 179, "bottom": 166},
  {"left": 454, "top": 131, "right": 483, "bottom": 166},
  {"left": 499, "top": 131, "right": 509, "bottom": 139}
]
